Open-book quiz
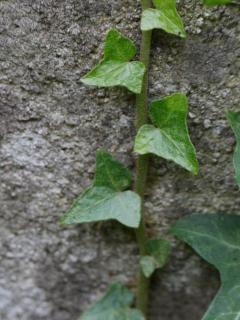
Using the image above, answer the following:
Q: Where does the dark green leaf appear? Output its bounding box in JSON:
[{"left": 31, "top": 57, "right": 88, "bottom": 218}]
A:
[
  {"left": 95, "top": 150, "right": 132, "bottom": 191},
  {"left": 81, "top": 29, "right": 145, "bottom": 94},
  {"left": 60, "top": 150, "right": 141, "bottom": 228},
  {"left": 140, "top": 239, "right": 171, "bottom": 277},
  {"left": 203, "top": 0, "right": 232, "bottom": 5},
  {"left": 147, "top": 239, "right": 171, "bottom": 266},
  {"left": 172, "top": 214, "right": 240, "bottom": 320},
  {"left": 79, "top": 283, "right": 145, "bottom": 320},
  {"left": 227, "top": 112, "right": 240, "bottom": 186},
  {"left": 134, "top": 93, "right": 199, "bottom": 174},
  {"left": 141, "top": 0, "right": 186, "bottom": 38}
]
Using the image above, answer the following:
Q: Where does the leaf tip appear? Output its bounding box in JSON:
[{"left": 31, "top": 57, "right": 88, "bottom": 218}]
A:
[
  {"left": 192, "top": 164, "right": 199, "bottom": 176},
  {"left": 180, "top": 30, "right": 187, "bottom": 38},
  {"left": 80, "top": 76, "right": 89, "bottom": 85},
  {"left": 59, "top": 215, "right": 67, "bottom": 225}
]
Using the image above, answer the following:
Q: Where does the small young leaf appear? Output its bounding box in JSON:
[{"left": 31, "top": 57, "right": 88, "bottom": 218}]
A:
[
  {"left": 147, "top": 239, "right": 171, "bottom": 267},
  {"left": 134, "top": 93, "right": 199, "bottom": 174},
  {"left": 203, "top": 0, "right": 232, "bottom": 5},
  {"left": 79, "top": 283, "right": 145, "bottom": 320},
  {"left": 227, "top": 111, "right": 240, "bottom": 187},
  {"left": 141, "top": 0, "right": 186, "bottom": 38},
  {"left": 172, "top": 214, "right": 240, "bottom": 320},
  {"left": 140, "top": 256, "right": 157, "bottom": 278},
  {"left": 60, "top": 150, "right": 141, "bottom": 228},
  {"left": 81, "top": 29, "right": 145, "bottom": 94},
  {"left": 140, "top": 239, "right": 171, "bottom": 278}
]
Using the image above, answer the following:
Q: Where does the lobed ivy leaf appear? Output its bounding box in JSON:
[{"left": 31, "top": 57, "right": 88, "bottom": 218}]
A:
[
  {"left": 141, "top": 0, "right": 186, "bottom": 38},
  {"left": 172, "top": 214, "right": 240, "bottom": 320},
  {"left": 227, "top": 111, "right": 240, "bottom": 187},
  {"left": 203, "top": 0, "right": 232, "bottom": 5},
  {"left": 94, "top": 150, "right": 132, "bottom": 191},
  {"left": 79, "top": 283, "right": 145, "bottom": 320},
  {"left": 140, "top": 239, "right": 171, "bottom": 277},
  {"left": 81, "top": 29, "right": 145, "bottom": 94},
  {"left": 61, "top": 187, "right": 141, "bottom": 228},
  {"left": 134, "top": 93, "right": 199, "bottom": 174},
  {"left": 60, "top": 150, "right": 141, "bottom": 228}
]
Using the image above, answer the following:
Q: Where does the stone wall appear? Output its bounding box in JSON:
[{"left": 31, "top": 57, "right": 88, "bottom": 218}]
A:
[{"left": 0, "top": 0, "right": 239, "bottom": 319}]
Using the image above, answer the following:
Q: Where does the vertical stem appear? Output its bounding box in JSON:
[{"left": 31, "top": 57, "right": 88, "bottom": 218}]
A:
[{"left": 134, "top": 0, "right": 152, "bottom": 317}]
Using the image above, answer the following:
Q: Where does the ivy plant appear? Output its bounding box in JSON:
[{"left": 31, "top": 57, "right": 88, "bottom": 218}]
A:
[
  {"left": 80, "top": 283, "right": 145, "bottom": 320},
  {"left": 172, "top": 214, "right": 240, "bottom": 320},
  {"left": 60, "top": 0, "right": 240, "bottom": 319},
  {"left": 81, "top": 29, "right": 145, "bottom": 94},
  {"left": 141, "top": 0, "right": 186, "bottom": 37},
  {"left": 171, "top": 112, "right": 240, "bottom": 320},
  {"left": 140, "top": 239, "right": 171, "bottom": 278},
  {"left": 134, "top": 93, "right": 199, "bottom": 175},
  {"left": 61, "top": 150, "right": 141, "bottom": 228}
]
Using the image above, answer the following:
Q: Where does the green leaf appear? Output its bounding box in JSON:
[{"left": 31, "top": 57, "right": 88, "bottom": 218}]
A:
[
  {"left": 140, "top": 239, "right": 171, "bottom": 277},
  {"left": 227, "top": 112, "right": 240, "bottom": 187},
  {"left": 60, "top": 187, "right": 141, "bottom": 228},
  {"left": 203, "top": 0, "right": 232, "bottom": 5},
  {"left": 60, "top": 150, "right": 141, "bottom": 228},
  {"left": 80, "top": 283, "right": 145, "bottom": 320},
  {"left": 172, "top": 214, "right": 240, "bottom": 320},
  {"left": 140, "top": 256, "right": 156, "bottom": 278},
  {"left": 134, "top": 93, "right": 199, "bottom": 174},
  {"left": 81, "top": 29, "right": 145, "bottom": 94},
  {"left": 141, "top": 0, "right": 186, "bottom": 38},
  {"left": 95, "top": 150, "right": 132, "bottom": 191}
]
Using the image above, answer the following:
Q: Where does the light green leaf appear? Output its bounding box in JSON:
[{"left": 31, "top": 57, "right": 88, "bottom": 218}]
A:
[
  {"left": 140, "top": 239, "right": 171, "bottom": 277},
  {"left": 134, "top": 93, "right": 199, "bottom": 174},
  {"left": 172, "top": 214, "right": 240, "bottom": 320},
  {"left": 60, "top": 150, "right": 141, "bottom": 228},
  {"left": 141, "top": 0, "right": 186, "bottom": 38},
  {"left": 81, "top": 29, "right": 145, "bottom": 94},
  {"left": 203, "top": 0, "right": 232, "bottom": 5},
  {"left": 140, "top": 256, "right": 156, "bottom": 278},
  {"left": 80, "top": 283, "right": 145, "bottom": 320},
  {"left": 60, "top": 187, "right": 141, "bottom": 228},
  {"left": 227, "top": 112, "right": 240, "bottom": 187}
]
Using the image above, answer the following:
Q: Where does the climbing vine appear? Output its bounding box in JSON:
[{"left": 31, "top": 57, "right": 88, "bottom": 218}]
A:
[{"left": 60, "top": 0, "right": 240, "bottom": 319}]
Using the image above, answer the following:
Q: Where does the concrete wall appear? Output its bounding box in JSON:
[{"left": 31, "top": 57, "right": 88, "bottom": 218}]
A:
[{"left": 0, "top": 0, "right": 239, "bottom": 319}]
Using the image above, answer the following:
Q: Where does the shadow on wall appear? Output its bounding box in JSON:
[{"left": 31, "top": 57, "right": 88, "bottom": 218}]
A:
[{"left": 150, "top": 253, "right": 219, "bottom": 320}]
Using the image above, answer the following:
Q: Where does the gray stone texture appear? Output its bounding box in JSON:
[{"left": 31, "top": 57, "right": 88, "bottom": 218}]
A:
[{"left": 0, "top": 0, "right": 239, "bottom": 319}]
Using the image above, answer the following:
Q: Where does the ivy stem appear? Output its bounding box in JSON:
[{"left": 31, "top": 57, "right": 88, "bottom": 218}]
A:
[{"left": 134, "top": 0, "right": 152, "bottom": 317}]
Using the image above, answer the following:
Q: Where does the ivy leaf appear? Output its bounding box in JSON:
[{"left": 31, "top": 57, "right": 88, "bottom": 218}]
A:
[
  {"left": 94, "top": 150, "right": 132, "bottom": 191},
  {"left": 203, "top": 0, "right": 232, "bottom": 5},
  {"left": 81, "top": 29, "right": 145, "bottom": 94},
  {"left": 140, "top": 239, "right": 171, "bottom": 277},
  {"left": 141, "top": 0, "right": 186, "bottom": 38},
  {"left": 60, "top": 150, "right": 141, "bottom": 228},
  {"left": 79, "top": 283, "right": 145, "bottom": 320},
  {"left": 134, "top": 93, "right": 199, "bottom": 175},
  {"left": 60, "top": 187, "right": 141, "bottom": 228},
  {"left": 227, "top": 112, "right": 240, "bottom": 187},
  {"left": 140, "top": 256, "right": 156, "bottom": 278},
  {"left": 172, "top": 214, "right": 240, "bottom": 320}
]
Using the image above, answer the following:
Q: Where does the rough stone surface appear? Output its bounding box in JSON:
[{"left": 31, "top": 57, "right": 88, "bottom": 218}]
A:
[{"left": 0, "top": 0, "right": 240, "bottom": 319}]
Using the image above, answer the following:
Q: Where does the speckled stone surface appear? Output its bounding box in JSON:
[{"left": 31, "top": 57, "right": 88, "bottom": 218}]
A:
[{"left": 0, "top": 0, "right": 239, "bottom": 319}]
